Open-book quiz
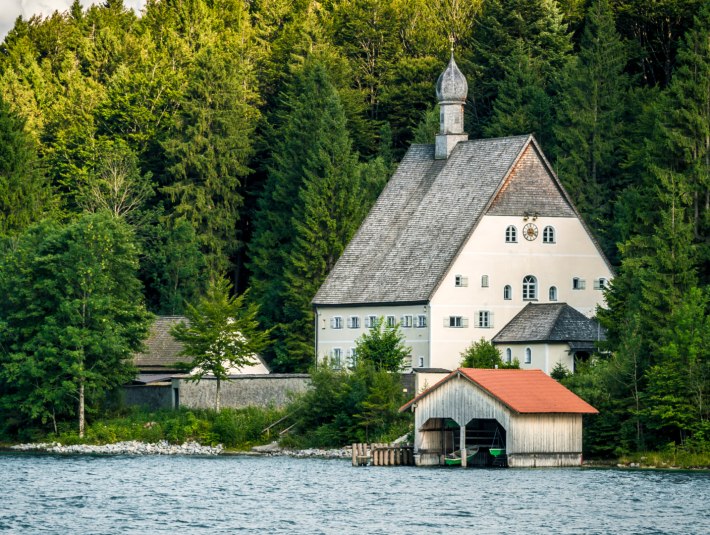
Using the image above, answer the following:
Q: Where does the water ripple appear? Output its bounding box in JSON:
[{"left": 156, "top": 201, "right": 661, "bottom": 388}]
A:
[{"left": 1, "top": 454, "right": 708, "bottom": 534}]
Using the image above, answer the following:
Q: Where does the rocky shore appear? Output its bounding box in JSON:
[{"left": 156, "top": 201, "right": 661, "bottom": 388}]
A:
[
  {"left": 10, "top": 440, "right": 223, "bottom": 456},
  {"left": 7, "top": 440, "right": 352, "bottom": 459}
]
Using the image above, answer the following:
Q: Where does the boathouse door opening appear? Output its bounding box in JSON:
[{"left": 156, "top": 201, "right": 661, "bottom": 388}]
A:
[{"left": 416, "top": 417, "right": 507, "bottom": 467}]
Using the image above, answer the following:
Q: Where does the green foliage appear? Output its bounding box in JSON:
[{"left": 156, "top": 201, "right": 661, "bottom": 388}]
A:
[
  {"left": 249, "top": 58, "right": 377, "bottom": 372},
  {"left": 550, "top": 362, "right": 571, "bottom": 381},
  {"left": 142, "top": 218, "right": 207, "bottom": 315},
  {"left": 0, "top": 94, "right": 51, "bottom": 234},
  {"left": 287, "top": 361, "right": 410, "bottom": 447},
  {"left": 459, "top": 338, "right": 519, "bottom": 369},
  {"left": 0, "top": 0, "right": 707, "bottom": 458},
  {"left": 171, "top": 277, "right": 271, "bottom": 411},
  {"left": 0, "top": 212, "right": 152, "bottom": 437},
  {"left": 355, "top": 317, "right": 410, "bottom": 372},
  {"left": 554, "top": 0, "right": 630, "bottom": 251}
]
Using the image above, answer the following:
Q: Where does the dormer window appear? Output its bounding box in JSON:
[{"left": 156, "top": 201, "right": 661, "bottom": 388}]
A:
[
  {"left": 543, "top": 226, "right": 555, "bottom": 243},
  {"left": 505, "top": 225, "right": 517, "bottom": 243}
]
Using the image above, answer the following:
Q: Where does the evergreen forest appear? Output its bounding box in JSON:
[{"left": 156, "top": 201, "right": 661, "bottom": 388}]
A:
[{"left": 0, "top": 0, "right": 707, "bottom": 455}]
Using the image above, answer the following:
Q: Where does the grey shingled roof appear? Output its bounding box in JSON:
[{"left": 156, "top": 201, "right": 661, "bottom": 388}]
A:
[
  {"left": 313, "top": 135, "right": 534, "bottom": 305},
  {"left": 491, "top": 303, "right": 606, "bottom": 344},
  {"left": 133, "top": 316, "right": 191, "bottom": 371}
]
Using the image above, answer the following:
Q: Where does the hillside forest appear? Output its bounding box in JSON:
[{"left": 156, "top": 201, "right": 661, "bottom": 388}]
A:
[{"left": 0, "top": 0, "right": 707, "bottom": 455}]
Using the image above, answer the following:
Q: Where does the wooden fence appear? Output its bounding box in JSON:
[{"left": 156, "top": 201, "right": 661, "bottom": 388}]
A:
[{"left": 352, "top": 443, "right": 414, "bottom": 466}]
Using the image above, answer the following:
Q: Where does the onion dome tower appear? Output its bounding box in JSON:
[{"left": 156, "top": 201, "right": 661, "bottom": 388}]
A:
[{"left": 435, "top": 45, "right": 469, "bottom": 159}]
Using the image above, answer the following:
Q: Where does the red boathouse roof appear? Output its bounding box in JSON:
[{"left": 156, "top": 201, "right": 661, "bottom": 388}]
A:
[{"left": 400, "top": 368, "right": 598, "bottom": 414}]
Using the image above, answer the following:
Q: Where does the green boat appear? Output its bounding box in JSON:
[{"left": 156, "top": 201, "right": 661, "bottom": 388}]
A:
[
  {"left": 444, "top": 447, "right": 479, "bottom": 466},
  {"left": 489, "top": 448, "right": 506, "bottom": 457}
]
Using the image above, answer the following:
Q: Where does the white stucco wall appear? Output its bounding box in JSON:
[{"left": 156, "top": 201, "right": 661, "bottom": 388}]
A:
[
  {"left": 315, "top": 304, "right": 430, "bottom": 369},
  {"left": 428, "top": 215, "right": 613, "bottom": 370},
  {"left": 496, "top": 343, "right": 573, "bottom": 374}
]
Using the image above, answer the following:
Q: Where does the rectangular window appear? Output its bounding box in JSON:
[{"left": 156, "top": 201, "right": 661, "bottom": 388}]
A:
[
  {"left": 331, "top": 316, "right": 343, "bottom": 329},
  {"left": 418, "top": 356, "right": 425, "bottom": 368},
  {"left": 481, "top": 275, "right": 489, "bottom": 288},
  {"left": 386, "top": 315, "right": 396, "bottom": 328},
  {"left": 455, "top": 275, "right": 468, "bottom": 287},
  {"left": 401, "top": 315, "right": 413, "bottom": 328},
  {"left": 365, "top": 315, "right": 378, "bottom": 328},
  {"left": 593, "top": 278, "right": 607, "bottom": 290},
  {"left": 347, "top": 316, "right": 360, "bottom": 329},
  {"left": 573, "top": 278, "right": 586, "bottom": 290},
  {"left": 332, "top": 348, "right": 342, "bottom": 368},
  {"left": 476, "top": 310, "right": 492, "bottom": 328},
  {"left": 415, "top": 315, "right": 427, "bottom": 328},
  {"left": 347, "top": 347, "right": 357, "bottom": 366},
  {"left": 446, "top": 316, "right": 468, "bottom": 328}
]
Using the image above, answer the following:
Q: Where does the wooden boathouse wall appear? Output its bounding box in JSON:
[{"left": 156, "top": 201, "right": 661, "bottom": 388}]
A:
[{"left": 411, "top": 373, "right": 585, "bottom": 467}]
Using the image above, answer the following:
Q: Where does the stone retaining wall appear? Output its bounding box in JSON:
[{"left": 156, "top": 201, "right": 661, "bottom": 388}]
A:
[{"left": 174, "top": 374, "right": 311, "bottom": 410}]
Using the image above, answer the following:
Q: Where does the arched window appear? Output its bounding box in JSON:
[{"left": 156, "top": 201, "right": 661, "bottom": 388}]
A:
[
  {"left": 505, "top": 225, "right": 517, "bottom": 243},
  {"left": 525, "top": 347, "right": 532, "bottom": 364},
  {"left": 522, "top": 275, "right": 537, "bottom": 300},
  {"left": 503, "top": 285, "right": 512, "bottom": 300},
  {"left": 506, "top": 348, "right": 512, "bottom": 363},
  {"left": 543, "top": 226, "right": 555, "bottom": 243},
  {"left": 549, "top": 286, "right": 557, "bottom": 301}
]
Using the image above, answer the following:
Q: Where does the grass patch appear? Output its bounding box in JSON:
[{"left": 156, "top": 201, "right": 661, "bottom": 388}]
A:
[
  {"left": 618, "top": 445, "right": 710, "bottom": 469},
  {"left": 22, "top": 406, "right": 290, "bottom": 450}
]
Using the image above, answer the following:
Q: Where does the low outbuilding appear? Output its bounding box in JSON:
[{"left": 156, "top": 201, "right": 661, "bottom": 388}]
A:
[{"left": 400, "top": 368, "right": 597, "bottom": 467}]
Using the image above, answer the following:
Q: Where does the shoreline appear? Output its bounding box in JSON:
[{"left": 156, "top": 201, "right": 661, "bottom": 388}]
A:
[
  {"left": 2, "top": 440, "right": 352, "bottom": 459},
  {"left": 2, "top": 442, "right": 707, "bottom": 469}
]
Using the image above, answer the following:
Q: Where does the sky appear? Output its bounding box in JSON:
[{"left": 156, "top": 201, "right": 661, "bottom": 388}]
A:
[{"left": 1, "top": 1, "right": 147, "bottom": 41}]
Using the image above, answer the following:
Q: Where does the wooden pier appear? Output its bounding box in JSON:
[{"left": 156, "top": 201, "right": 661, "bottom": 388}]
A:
[{"left": 352, "top": 443, "right": 415, "bottom": 466}]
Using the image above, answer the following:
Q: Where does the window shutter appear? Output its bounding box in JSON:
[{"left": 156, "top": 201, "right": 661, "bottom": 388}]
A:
[
  {"left": 463, "top": 277, "right": 469, "bottom": 287},
  {"left": 580, "top": 279, "right": 586, "bottom": 290},
  {"left": 365, "top": 316, "right": 370, "bottom": 328},
  {"left": 330, "top": 317, "right": 335, "bottom": 328},
  {"left": 462, "top": 317, "right": 469, "bottom": 328},
  {"left": 489, "top": 311, "right": 494, "bottom": 328},
  {"left": 444, "top": 317, "right": 450, "bottom": 327},
  {"left": 347, "top": 316, "right": 352, "bottom": 328}
]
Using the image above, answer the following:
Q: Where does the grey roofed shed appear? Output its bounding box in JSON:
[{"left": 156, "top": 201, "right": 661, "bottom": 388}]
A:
[{"left": 492, "top": 303, "right": 606, "bottom": 346}]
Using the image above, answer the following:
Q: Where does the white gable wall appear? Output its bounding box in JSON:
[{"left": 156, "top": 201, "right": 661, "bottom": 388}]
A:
[{"left": 429, "top": 214, "right": 612, "bottom": 370}]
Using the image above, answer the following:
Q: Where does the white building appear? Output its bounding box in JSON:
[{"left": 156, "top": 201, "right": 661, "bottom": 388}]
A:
[{"left": 312, "top": 54, "right": 613, "bottom": 373}]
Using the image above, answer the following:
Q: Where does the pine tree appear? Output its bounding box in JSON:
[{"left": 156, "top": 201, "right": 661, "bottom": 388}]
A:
[
  {"left": 658, "top": 4, "right": 710, "bottom": 284},
  {"left": 162, "top": 39, "right": 260, "bottom": 278},
  {"left": 484, "top": 45, "right": 554, "bottom": 148},
  {"left": 465, "top": 0, "right": 573, "bottom": 137},
  {"left": 554, "top": 0, "right": 630, "bottom": 245},
  {"left": 248, "top": 59, "right": 368, "bottom": 371},
  {"left": 0, "top": 95, "right": 51, "bottom": 235}
]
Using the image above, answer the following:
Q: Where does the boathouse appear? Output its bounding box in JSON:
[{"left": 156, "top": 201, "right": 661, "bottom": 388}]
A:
[{"left": 400, "top": 368, "right": 597, "bottom": 467}]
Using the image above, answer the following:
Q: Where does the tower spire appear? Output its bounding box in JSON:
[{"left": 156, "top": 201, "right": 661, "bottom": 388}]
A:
[{"left": 435, "top": 45, "right": 468, "bottom": 159}]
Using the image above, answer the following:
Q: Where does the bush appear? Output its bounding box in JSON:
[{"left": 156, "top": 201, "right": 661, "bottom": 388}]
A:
[{"left": 286, "top": 361, "right": 412, "bottom": 448}]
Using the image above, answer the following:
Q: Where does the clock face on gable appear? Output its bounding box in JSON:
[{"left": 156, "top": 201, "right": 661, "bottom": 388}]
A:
[{"left": 523, "top": 223, "right": 538, "bottom": 241}]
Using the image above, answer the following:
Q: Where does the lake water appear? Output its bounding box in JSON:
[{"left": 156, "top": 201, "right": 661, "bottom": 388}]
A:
[{"left": 1, "top": 453, "right": 708, "bottom": 534}]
